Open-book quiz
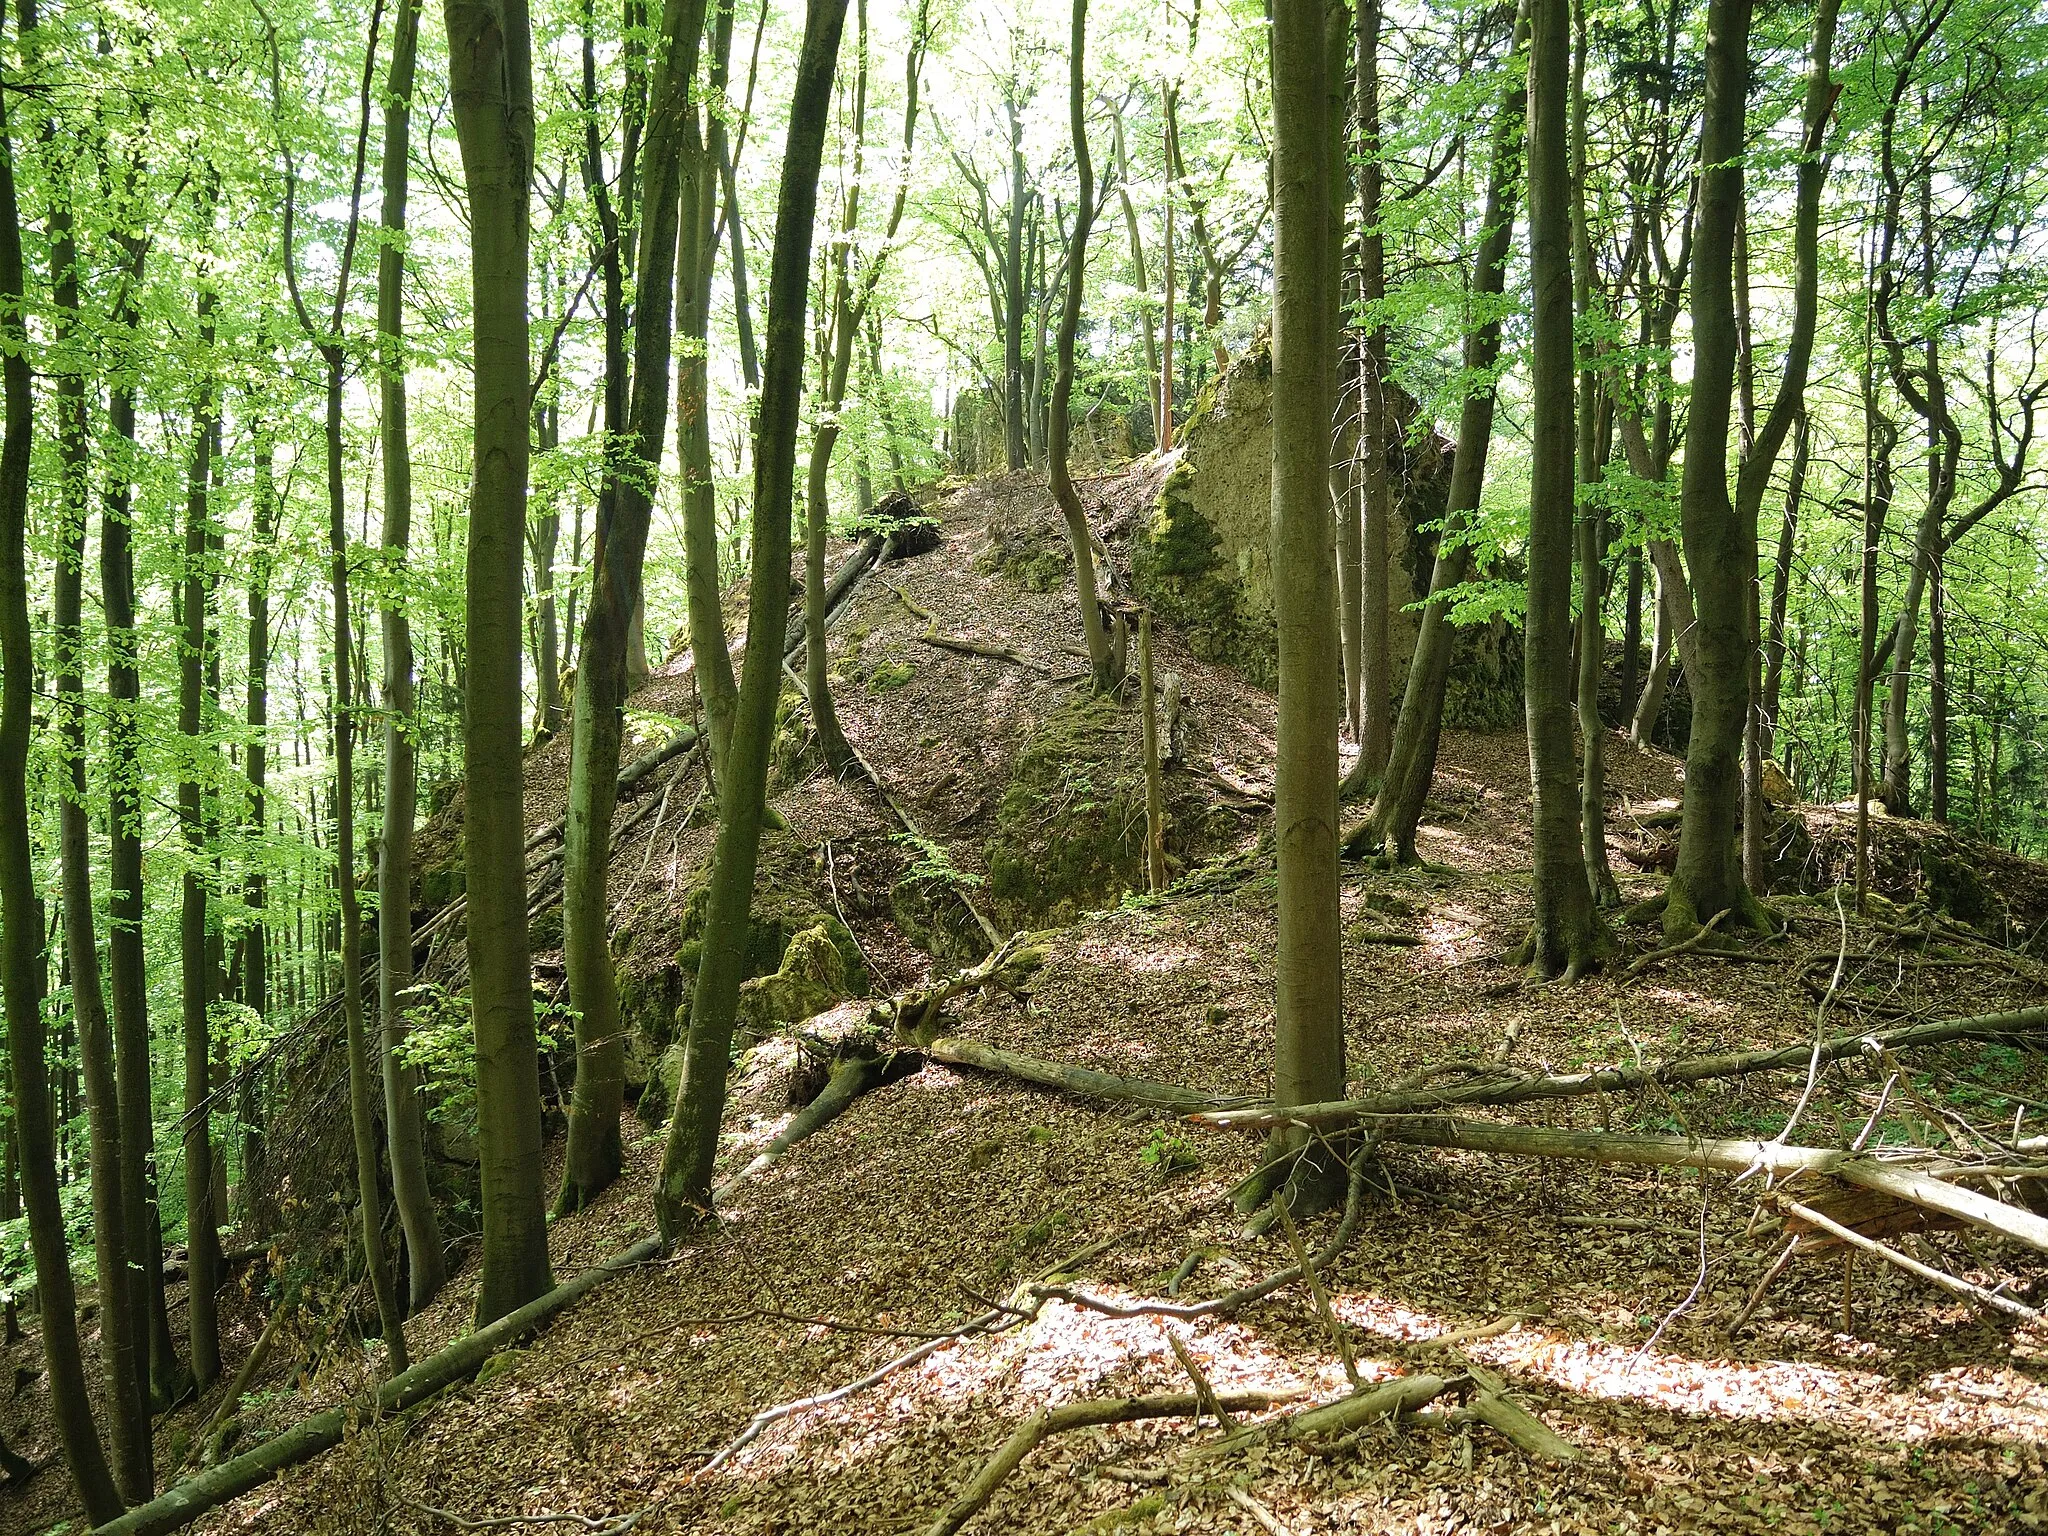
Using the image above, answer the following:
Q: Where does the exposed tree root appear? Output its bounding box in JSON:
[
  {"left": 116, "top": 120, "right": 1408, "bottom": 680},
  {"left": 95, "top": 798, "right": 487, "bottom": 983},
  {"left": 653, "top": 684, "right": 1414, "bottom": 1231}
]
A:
[
  {"left": 1624, "top": 909, "right": 1732, "bottom": 977},
  {"left": 1033, "top": 1154, "right": 1374, "bottom": 1321}
]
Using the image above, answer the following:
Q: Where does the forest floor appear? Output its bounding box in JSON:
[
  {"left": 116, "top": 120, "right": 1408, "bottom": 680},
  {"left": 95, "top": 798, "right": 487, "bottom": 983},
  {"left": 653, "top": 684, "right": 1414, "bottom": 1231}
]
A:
[{"left": 8, "top": 467, "right": 2048, "bottom": 1536}]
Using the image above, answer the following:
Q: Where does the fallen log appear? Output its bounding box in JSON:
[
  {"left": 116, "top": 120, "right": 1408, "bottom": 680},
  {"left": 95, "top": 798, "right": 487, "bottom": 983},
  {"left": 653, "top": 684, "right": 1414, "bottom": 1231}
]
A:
[
  {"left": 921, "top": 1391, "right": 1292, "bottom": 1536},
  {"left": 94, "top": 1235, "right": 664, "bottom": 1536},
  {"left": 924, "top": 1037, "right": 1232, "bottom": 1112},
  {"left": 1348, "top": 1114, "right": 2048, "bottom": 1256},
  {"left": 717, "top": 1050, "right": 921, "bottom": 1196},
  {"left": 1190, "top": 1007, "right": 2048, "bottom": 1136}
]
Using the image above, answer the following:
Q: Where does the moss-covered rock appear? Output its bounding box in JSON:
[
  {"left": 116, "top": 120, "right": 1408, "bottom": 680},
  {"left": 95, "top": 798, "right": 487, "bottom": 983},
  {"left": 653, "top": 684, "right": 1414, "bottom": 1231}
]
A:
[
  {"left": 736, "top": 921, "right": 849, "bottom": 1040},
  {"left": 890, "top": 873, "right": 989, "bottom": 965},
  {"left": 417, "top": 844, "right": 465, "bottom": 910},
  {"left": 985, "top": 695, "right": 1242, "bottom": 926},
  {"left": 671, "top": 834, "right": 868, "bottom": 1023}
]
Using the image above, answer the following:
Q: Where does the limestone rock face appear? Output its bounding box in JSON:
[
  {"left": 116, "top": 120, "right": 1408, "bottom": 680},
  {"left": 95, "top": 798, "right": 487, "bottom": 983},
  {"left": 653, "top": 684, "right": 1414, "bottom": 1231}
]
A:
[{"left": 1130, "top": 339, "right": 1455, "bottom": 693}]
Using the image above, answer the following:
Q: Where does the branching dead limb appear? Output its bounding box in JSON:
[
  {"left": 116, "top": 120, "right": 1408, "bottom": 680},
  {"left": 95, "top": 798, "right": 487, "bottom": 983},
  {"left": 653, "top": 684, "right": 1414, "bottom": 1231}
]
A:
[
  {"left": 1192, "top": 1006, "right": 2048, "bottom": 1135},
  {"left": 1347, "top": 1114, "right": 2048, "bottom": 1254},
  {"left": 1777, "top": 1196, "right": 2043, "bottom": 1323}
]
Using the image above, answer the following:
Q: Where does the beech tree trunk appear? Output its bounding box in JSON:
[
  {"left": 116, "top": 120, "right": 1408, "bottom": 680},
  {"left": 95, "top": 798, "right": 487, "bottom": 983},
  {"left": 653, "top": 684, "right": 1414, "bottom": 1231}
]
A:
[
  {"left": 1357, "top": 6, "right": 1525, "bottom": 864},
  {"left": 179, "top": 267, "right": 224, "bottom": 1391},
  {"left": 39, "top": 46, "right": 149, "bottom": 1492},
  {"left": 558, "top": 0, "right": 708, "bottom": 1216},
  {"left": 1569, "top": 1, "right": 1617, "bottom": 909},
  {"left": 657, "top": 0, "right": 848, "bottom": 1232},
  {"left": 376, "top": 0, "right": 445, "bottom": 1311},
  {"left": 1521, "top": 0, "right": 1606, "bottom": 976},
  {"left": 102, "top": 220, "right": 182, "bottom": 1410},
  {"left": 0, "top": 91, "right": 123, "bottom": 1522},
  {"left": 446, "top": 0, "right": 556, "bottom": 1324},
  {"left": 1267, "top": 0, "right": 1348, "bottom": 1200},
  {"left": 1666, "top": 0, "right": 1761, "bottom": 940},
  {"left": 1050, "top": 0, "right": 1112, "bottom": 691},
  {"left": 1353, "top": 0, "right": 1391, "bottom": 780}
]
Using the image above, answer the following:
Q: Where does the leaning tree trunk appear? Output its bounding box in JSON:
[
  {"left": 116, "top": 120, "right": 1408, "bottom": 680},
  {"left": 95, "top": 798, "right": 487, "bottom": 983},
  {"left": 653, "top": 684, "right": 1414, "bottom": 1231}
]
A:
[
  {"left": 1520, "top": 0, "right": 1607, "bottom": 977},
  {"left": 558, "top": 0, "right": 708, "bottom": 1216},
  {"left": 179, "top": 275, "right": 224, "bottom": 1392},
  {"left": 0, "top": 94, "right": 123, "bottom": 1523},
  {"left": 680, "top": 26, "right": 738, "bottom": 783},
  {"left": 1049, "top": 0, "right": 1113, "bottom": 692},
  {"left": 1666, "top": 0, "right": 1763, "bottom": 941},
  {"left": 657, "top": 0, "right": 849, "bottom": 1234},
  {"left": 376, "top": 0, "right": 445, "bottom": 1311},
  {"left": 41, "top": 61, "right": 149, "bottom": 1494},
  {"left": 1266, "top": 0, "right": 1348, "bottom": 1206},
  {"left": 446, "top": 0, "right": 556, "bottom": 1324},
  {"left": 1357, "top": 7, "right": 1526, "bottom": 866}
]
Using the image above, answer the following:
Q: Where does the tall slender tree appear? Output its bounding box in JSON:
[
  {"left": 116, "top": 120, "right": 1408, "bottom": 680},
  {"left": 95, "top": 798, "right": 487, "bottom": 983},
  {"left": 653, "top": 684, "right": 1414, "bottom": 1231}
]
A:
[
  {"left": 447, "top": 0, "right": 556, "bottom": 1323},
  {"left": 657, "top": 0, "right": 850, "bottom": 1233},
  {"left": 178, "top": 185, "right": 225, "bottom": 1390},
  {"left": 0, "top": 66, "right": 122, "bottom": 1521},
  {"left": 558, "top": 0, "right": 710, "bottom": 1214},
  {"left": 1664, "top": 0, "right": 1762, "bottom": 940},
  {"left": 1265, "top": 0, "right": 1347, "bottom": 1205},
  {"left": 1049, "top": 0, "right": 1112, "bottom": 692},
  {"left": 34, "top": 0, "right": 148, "bottom": 1485},
  {"left": 377, "top": 0, "right": 446, "bottom": 1310},
  {"left": 1520, "top": 0, "right": 1608, "bottom": 976}
]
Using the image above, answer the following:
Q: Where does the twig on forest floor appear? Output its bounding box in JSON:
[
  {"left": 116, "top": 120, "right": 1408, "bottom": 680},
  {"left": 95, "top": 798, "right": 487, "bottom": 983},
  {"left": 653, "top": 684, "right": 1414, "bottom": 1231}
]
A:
[
  {"left": 409, "top": 1500, "right": 653, "bottom": 1533},
  {"left": 1225, "top": 1486, "right": 1295, "bottom": 1535},
  {"left": 1165, "top": 1329, "right": 1238, "bottom": 1431},
  {"left": 1624, "top": 909, "right": 1731, "bottom": 978}
]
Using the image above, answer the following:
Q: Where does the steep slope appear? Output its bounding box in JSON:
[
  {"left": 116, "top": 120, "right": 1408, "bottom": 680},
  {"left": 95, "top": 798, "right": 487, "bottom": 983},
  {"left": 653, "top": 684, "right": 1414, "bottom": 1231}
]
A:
[{"left": 6, "top": 466, "right": 2047, "bottom": 1536}]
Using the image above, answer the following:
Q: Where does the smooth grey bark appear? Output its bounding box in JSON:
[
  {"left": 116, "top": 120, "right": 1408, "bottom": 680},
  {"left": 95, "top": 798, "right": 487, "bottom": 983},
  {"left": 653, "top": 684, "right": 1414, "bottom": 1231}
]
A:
[
  {"left": 178, "top": 257, "right": 224, "bottom": 1391},
  {"left": 1354, "top": 12, "right": 1526, "bottom": 865},
  {"left": 1665, "top": 0, "right": 1761, "bottom": 940},
  {"left": 101, "top": 214, "right": 182, "bottom": 1411},
  {"left": 446, "top": 0, "right": 556, "bottom": 1324},
  {"left": 376, "top": 0, "right": 446, "bottom": 1311},
  {"left": 279, "top": 1, "right": 408, "bottom": 1368},
  {"left": 1110, "top": 104, "right": 1161, "bottom": 446},
  {"left": 1520, "top": 0, "right": 1607, "bottom": 977},
  {"left": 1353, "top": 0, "right": 1391, "bottom": 780},
  {"left": 1569, "top": 0, "right": 1617, "bottom": 909},
  {"left": 37, "top": 36, "right": 149, "bottom": 1491},
  {"left": 1267, "top": 0, "right": 1348, "bottom": 1198},
  {"left": 657, "top": 0, "right": 849, "bottom": 1232},
  {"left": 1734, "top": 0, "right": 1836, "bottom": 890}
]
